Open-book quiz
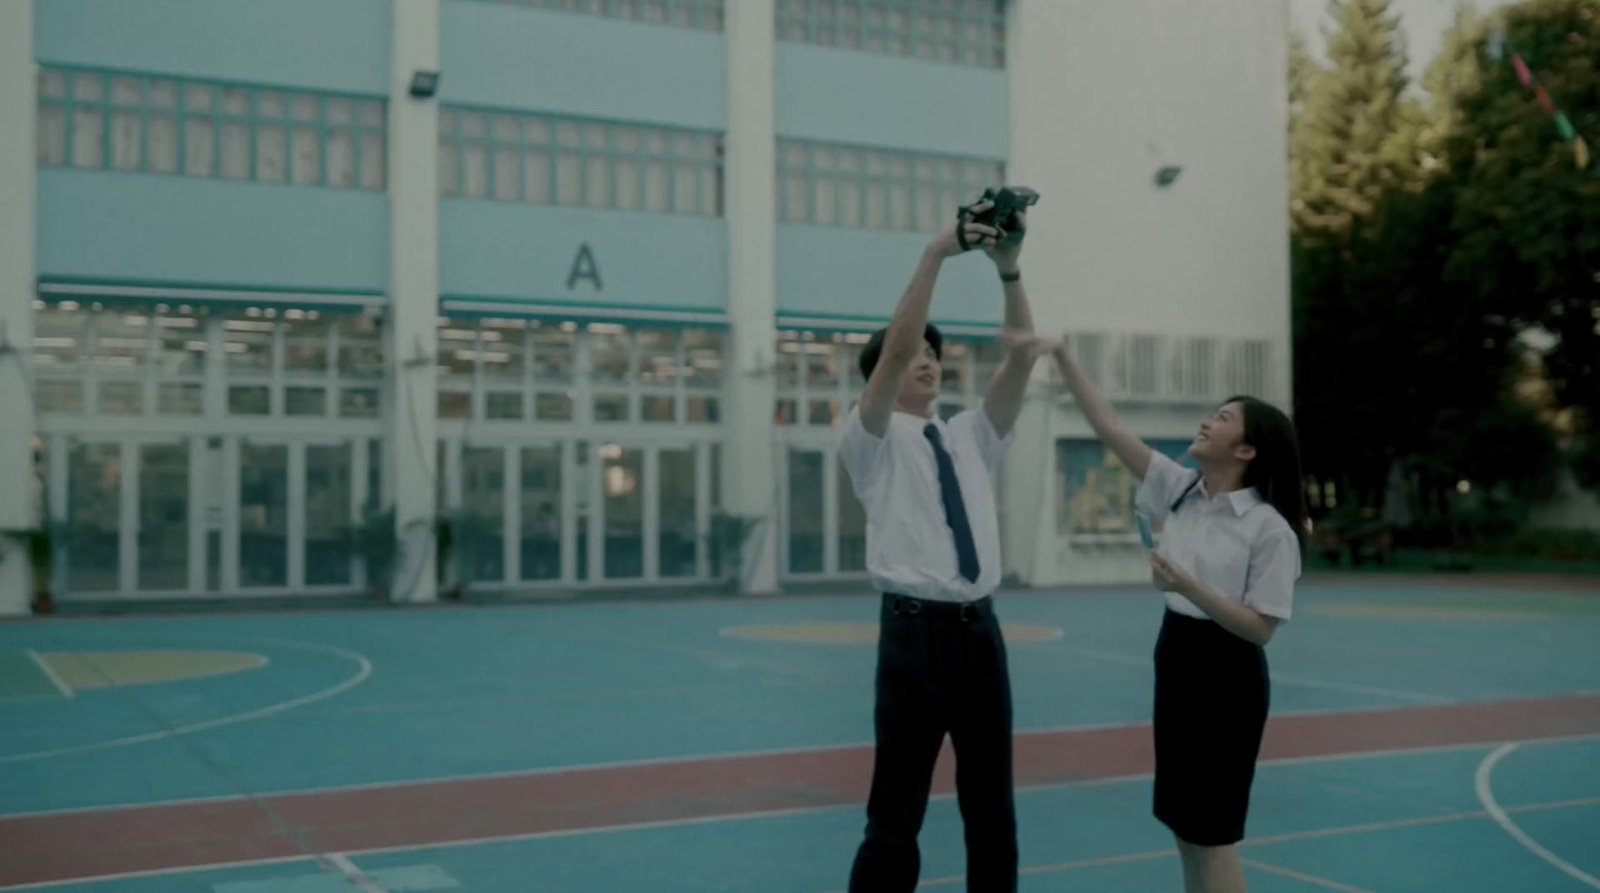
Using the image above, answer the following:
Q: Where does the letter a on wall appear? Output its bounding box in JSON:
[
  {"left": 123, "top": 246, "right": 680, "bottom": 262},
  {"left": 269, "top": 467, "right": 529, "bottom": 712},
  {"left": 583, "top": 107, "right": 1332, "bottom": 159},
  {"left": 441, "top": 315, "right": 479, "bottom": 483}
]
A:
[{"left": 567, "top": 244, "right": 602, "bottom": 291}]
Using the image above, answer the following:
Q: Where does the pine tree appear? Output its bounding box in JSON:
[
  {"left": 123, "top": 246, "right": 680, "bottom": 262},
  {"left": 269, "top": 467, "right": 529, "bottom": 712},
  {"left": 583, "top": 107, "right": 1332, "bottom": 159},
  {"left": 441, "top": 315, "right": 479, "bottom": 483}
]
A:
[
  {"left": 1288, "top": 30, "right": 1319, "bottom": 113},
  {"left": 1418, "top": 3, "right": 1487, "bottom": 166},
  {"left": 1292, "top": 0, "right": 1412, "bottom": 238}
]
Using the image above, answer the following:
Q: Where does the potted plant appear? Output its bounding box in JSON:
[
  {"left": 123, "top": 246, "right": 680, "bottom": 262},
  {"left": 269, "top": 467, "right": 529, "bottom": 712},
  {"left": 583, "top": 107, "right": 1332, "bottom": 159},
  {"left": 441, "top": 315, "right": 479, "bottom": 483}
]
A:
[
  {"left": 441, "top": 511, "right": 504, "bottom": 600},
  {"left": 707, "top": 511, "right": 764, "bottom": 594},
  {"left": 2, "top": 525, "right": 55, "bottom": 614},
  {"left": 351, "top": 506, "right": 401, "bottom": 600}
]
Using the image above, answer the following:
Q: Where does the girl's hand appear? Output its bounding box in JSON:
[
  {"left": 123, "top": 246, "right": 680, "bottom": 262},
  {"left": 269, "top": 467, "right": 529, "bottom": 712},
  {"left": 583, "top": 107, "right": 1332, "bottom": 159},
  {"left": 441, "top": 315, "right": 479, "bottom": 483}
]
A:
[
  {"left": 998, "top": 330, "right": 1051, "bottom": 362},
  {"left": 1149, "top": 551, "right": 1198, "bottom": 598}
]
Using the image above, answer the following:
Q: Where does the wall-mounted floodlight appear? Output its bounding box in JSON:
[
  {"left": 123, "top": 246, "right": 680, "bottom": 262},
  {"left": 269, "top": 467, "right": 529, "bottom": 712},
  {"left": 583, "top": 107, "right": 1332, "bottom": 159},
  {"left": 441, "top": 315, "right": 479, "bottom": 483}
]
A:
[{"left": 409, "top": 70, "right": 440, "bottom": 100}]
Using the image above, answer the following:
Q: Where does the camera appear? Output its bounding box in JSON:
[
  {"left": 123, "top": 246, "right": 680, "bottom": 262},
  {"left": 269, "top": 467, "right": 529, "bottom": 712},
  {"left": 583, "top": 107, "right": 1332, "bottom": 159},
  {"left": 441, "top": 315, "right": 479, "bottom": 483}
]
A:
[{"left": 961, "top": 186, "right": 1039, "bottom": 245}]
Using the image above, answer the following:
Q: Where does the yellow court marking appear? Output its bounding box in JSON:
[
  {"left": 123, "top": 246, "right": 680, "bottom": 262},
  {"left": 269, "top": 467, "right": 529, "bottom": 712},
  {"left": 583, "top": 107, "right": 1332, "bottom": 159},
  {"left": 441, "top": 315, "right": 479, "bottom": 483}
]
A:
[
  {"left": 38, "top": 651, "right": 269, "bottom": 689},
  {"left": 721, "top": 622, "right": 1063, "bottom": 645},
  {"left": 1307, "top": 603, "right": 1553, "bottom": 622}
]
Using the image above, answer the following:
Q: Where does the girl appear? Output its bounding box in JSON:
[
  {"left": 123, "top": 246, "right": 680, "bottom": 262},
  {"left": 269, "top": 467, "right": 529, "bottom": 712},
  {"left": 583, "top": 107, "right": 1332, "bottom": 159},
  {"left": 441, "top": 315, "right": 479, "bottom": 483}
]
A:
[{"left": 1048, "top": 336, "right": 1308, "bottom": 893}]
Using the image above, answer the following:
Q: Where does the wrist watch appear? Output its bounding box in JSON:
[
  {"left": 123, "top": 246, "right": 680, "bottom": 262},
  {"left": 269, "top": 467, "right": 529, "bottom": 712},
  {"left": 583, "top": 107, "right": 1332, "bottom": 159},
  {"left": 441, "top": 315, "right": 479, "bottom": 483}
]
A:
[{"left": 999, "top": 270, "right": 1021, "bottom": 282}]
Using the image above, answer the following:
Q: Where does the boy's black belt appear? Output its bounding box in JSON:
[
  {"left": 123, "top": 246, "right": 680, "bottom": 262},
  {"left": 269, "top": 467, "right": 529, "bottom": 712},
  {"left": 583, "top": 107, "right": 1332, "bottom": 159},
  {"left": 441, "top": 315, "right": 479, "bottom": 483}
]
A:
[{"left": 882, "top": 592, "right": 992, "bottom": 623}]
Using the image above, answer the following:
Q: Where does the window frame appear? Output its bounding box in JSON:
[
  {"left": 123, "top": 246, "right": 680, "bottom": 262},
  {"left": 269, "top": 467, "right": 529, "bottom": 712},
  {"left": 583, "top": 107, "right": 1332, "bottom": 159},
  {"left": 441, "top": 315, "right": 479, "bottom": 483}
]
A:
[
  {"left": 464, "top": 0, "right": 727, "bottom": 32},
  {"left": 37, "top": 65, "right": 387, "bottom": 191},
  {"left": 776, "top": 138, "right": 1003, "bottom": 233},
  {"left": 439, "top": 105, "right": 724, "bottom": 217},
  {"left": 776, "top": 0, "right": 1007, "bottom": 69}
]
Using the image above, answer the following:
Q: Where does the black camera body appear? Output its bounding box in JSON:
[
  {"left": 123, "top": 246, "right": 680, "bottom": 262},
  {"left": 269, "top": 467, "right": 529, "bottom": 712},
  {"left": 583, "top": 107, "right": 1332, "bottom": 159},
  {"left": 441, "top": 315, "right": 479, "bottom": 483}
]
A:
[{"left": 962, "top": 186, "right": 1039, "bottom": 245}]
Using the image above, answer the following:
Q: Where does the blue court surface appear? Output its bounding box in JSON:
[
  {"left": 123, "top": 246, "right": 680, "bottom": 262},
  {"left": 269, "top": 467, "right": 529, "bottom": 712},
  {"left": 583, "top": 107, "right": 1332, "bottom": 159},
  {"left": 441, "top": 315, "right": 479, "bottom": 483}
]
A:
[{"left": 1, "top": 578, "right": 1597, "bottom": 892}]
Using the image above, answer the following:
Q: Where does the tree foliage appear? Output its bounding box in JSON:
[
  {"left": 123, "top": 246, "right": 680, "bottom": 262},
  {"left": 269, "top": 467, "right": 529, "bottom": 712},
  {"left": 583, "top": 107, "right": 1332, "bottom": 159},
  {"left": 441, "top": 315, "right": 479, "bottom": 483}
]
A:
[
  {"left": 1442, "top": 0, "right": 1600, "bottom": 439},
  {"left": 1289, "top": 0, "right": 1594, "bottom": 525}
]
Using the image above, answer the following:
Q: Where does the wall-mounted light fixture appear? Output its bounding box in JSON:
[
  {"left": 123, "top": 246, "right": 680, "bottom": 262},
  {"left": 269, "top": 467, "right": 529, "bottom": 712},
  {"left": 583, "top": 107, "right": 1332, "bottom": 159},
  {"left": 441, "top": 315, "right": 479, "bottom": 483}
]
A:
[
  {"left": 409, "top": 70, "right": 441, "bottom": 100},
  {"left": 1154, "top": 165, "right": 1183, "bottom": 188}
]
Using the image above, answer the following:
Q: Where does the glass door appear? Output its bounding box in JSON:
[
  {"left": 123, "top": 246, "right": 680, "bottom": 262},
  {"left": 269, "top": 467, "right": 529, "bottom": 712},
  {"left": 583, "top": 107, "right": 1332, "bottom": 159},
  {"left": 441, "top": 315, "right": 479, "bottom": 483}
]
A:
[
  {"left": 519, "top": 444, "right": 563, "bottom": 582},
  {"left": 785, "top": 447, "right": 826, "bottom": 576},
  {"left": 231, "top": 437, "right": 364, "bottom": 594},
  {"left": 838, "top": 451, "right": 868, "bottom": 573},
  {"left": 458, "top": 445, "right": 507, "bottom": 585},
  {"left": 137, "top": 441, "right": 190, "bottom": 592},
  {"left": 780, "top": 440, "right": 871, "bottom": 580},
  {"left": 657, "top": 447, "right": 698, "bottom": 578},
  {"left": 600, "top": 444, "right": 645, "bottom": 579},
  {"left": 305, "top": 442, "right": 355, "bottom": 587},
  {"left": 64, "top": 440, "right": 124, "bottom": 594},
  {"left": 238, "top": 441, "right": 289, "bottom": 588},
  {"left": 437, "top": 437, "right": 712, "bottom": 590}
]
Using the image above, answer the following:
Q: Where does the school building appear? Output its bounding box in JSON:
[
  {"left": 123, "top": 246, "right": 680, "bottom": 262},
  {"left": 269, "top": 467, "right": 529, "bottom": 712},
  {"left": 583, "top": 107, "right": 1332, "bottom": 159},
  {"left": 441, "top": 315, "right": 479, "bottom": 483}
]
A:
[{"left": 0, "top": 0, "right": 1292, "bottom": 613}]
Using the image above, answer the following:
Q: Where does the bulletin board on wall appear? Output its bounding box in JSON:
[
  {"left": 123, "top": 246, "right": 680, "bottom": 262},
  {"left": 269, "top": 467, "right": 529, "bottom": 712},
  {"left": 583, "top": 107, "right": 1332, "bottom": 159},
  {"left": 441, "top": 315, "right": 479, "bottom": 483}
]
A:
[{"left": 1055, "top": 439, "right": 1191, "bottom": 537}]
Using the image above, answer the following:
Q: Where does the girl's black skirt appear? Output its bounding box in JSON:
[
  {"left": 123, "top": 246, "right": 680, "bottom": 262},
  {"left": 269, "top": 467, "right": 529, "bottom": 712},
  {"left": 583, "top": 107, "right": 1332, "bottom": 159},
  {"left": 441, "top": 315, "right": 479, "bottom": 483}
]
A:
[{"left": 1152, "top": 609, "right": 1271, "bottom": 846}]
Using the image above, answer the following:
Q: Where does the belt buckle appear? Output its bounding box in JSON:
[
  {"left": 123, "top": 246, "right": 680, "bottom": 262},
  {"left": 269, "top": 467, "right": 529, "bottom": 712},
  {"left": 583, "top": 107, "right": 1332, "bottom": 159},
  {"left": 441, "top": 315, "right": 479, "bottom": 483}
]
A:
[{"left": 959, "top": 603, "right": 977, "bottom": 623}]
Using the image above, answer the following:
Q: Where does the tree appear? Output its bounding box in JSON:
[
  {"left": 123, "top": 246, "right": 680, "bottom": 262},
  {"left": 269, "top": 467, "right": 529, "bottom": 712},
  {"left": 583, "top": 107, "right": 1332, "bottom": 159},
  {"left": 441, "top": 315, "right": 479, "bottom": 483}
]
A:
[
  {"left": 1420, "top": 4, "right": 1488, "bottom": 163},
  {"left": 1292, "top": 0, "right": 1414, "bottom": 239},
  {"left": 1444, "top": 0, "right": 1600, "bottom": 462},
  {"left": 1289, "top": 29, "right": 1325, "bottom": 233},
  {"left": 1292, "top": 0, "right": 1422, "bottom": 505},
  {"left": 1290, "top": 0, "right": 1561, "bottom": 520},
  {"left": 1289, "top": 29, "right": 1321, "bottom": 115}
]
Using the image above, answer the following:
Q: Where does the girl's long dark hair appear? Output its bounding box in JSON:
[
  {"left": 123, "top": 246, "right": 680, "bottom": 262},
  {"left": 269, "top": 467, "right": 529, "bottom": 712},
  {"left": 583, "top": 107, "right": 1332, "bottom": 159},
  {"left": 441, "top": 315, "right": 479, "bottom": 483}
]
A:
[{"left": 1227, "top": 395, "right": 1309, "bottom": 556}]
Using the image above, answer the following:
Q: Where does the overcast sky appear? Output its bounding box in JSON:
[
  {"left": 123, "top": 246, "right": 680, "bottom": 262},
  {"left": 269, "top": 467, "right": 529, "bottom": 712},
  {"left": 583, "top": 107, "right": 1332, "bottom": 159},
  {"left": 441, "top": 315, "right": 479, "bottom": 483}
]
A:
[{"left": 1289, "top": 0, "right": 1517, "bottom": 75}]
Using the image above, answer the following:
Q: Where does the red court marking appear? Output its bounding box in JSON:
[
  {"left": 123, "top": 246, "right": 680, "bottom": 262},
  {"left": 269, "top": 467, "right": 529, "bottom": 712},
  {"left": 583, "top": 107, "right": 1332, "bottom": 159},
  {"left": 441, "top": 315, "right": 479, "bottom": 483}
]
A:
[{"left": 2, "top": 693, "right": 1598, "bottom": 888}]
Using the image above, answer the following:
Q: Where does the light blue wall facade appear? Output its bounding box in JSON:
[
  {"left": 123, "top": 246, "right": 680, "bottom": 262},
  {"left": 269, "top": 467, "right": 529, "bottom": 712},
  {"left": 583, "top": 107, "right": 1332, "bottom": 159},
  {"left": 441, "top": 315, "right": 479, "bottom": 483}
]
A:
[
  {"left": 772, "top": 45, "right": 1009, "bottom": 323},
  {"left": 439, "top": 1, "right": 725, "bottom": 130},
  {"left": 38, "top": 171, "right": 389, "bottom": 293},
  {"left": 775, "top": 43, "right": 1008, "bottom": 158},
  {"left": 29, "top": 4, "right": 1011, "bottom": 323},
  {"left": 34, "top": 0, "right": 390, "bottom": 95},
  {"left": 440, "top": 202, "right": 727, "bottom": 314},
  {"left": 776, "top": 227, "right": 1002, "bottom": 327}
]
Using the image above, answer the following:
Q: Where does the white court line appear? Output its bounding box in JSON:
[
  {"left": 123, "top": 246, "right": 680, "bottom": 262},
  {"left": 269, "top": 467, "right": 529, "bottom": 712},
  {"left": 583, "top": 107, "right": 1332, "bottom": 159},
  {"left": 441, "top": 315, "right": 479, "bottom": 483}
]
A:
[
  {"left": 4, "top": 782, "right": 1597, "bottom": 891},
  {"left": 1475, "top": 741, "right": 1600, "bottom": 890},
  {"left": 24, "top": 651, "right": 72, "bottom": 699},
  {"left": 321, "top": 854, "right": 388, "bottom": 893},
  {"left": 848, "top": 799, "right": 1600, "bottom": 893},
  {"left": 918, "top": 847, "right": 1178, "bottom": 888},
  {"left": 1240, "top": 857, "right": 1378, "bottom": 893},
  {"left": 1268, "top": 670, "right": 1452, "bottom": 705},
  {"left": 0, "top": 856, "right": 316, "bottom": 892},
  {"left": 0, "top": 640, "right": 371, "bottom": 765},
  {"left": 1059, "top": 644, "right": 1451, "bottom": 704}
]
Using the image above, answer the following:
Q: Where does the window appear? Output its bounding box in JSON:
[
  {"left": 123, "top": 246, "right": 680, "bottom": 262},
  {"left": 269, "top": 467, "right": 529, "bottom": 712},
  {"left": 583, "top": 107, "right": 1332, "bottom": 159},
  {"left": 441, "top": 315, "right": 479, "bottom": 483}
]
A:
[
  {"left": 32, "top": 302, "right": 386, "bottom": 421},
  {"left": 432, "top": 317, "right": 725, "bottom": 425},
  {"left": 32, "top": 302, "right": 207, "bottom": 417},
  {"left": 778, "top": 140, "right": 1003, "bottom": 232},
  {"left": 475, "top": 0, "right": 725, "bottom": 31},
  {"left": 777, "top": 0, "right": 1006, "bottom": 69},
  {"left": 37, "top": 66, "right": 386, "bottom": 190},
  {"left": 773, "top": 328, "right": 994, "bottom": 426},
  {"left": 440, "top": 108, "right": 723, "bottom": 215}
]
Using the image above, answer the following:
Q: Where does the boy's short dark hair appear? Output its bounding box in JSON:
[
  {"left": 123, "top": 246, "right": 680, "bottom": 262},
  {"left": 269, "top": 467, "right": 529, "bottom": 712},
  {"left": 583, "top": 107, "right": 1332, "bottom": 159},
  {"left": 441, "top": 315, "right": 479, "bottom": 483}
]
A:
[{"left": 858, "top": 323, "right": 943, "bottom": 381}]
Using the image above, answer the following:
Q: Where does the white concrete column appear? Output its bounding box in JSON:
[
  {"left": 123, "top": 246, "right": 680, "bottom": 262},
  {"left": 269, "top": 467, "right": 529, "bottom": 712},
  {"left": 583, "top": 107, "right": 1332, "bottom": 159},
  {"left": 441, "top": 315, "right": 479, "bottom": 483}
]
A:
[
  {"left": 0, "top": 0, "right": 37, "bottom": 615},
  {"left": 387, "top": 0, "right": 441, "bottom": 603},
  {"left": 724, "top": 0, "right": 779, "bottom": 595},
  {"left": 997, "top": 0, "right": 1052, "bottom": 588}
]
